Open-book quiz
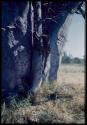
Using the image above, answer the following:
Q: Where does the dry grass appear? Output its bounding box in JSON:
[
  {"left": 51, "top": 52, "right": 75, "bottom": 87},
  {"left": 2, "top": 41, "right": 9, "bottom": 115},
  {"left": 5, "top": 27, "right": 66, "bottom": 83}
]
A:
[{"left": 1, "top": 64, "right": 85, "bottom": 124}]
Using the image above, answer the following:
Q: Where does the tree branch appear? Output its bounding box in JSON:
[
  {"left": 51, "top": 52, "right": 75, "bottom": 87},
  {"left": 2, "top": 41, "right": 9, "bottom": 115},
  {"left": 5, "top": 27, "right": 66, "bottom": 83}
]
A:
[{"left": 78, "top": 6, "right": 85, "bottom": 19}]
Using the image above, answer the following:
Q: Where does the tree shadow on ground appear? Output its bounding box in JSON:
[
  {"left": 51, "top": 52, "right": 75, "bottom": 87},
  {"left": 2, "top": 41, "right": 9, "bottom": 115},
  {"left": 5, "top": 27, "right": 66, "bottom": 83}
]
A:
[{"left": 32, "top": 92, "right": 73, "bottom": 106}]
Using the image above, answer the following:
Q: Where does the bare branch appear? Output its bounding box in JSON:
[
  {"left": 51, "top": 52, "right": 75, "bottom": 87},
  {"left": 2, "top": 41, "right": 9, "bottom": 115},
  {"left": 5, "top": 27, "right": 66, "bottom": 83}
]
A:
[
  {"left": 78, "top": 6, "right": 85, "bottom": 19},
  {"left": 76, "top": 1, "right": 85, "bottom": 19},
  {"left": 75, "top": 10, "right": 81, "bottom": 14}
]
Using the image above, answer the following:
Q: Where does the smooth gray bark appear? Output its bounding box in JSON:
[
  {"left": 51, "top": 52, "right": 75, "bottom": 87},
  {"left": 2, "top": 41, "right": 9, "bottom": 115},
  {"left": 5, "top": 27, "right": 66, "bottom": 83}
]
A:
[
  {"left": 44, "top": 13, "right": 72, "bottom": 83},
  {"left": 31, "top": 2, "right": 44, "bottom": 93}
]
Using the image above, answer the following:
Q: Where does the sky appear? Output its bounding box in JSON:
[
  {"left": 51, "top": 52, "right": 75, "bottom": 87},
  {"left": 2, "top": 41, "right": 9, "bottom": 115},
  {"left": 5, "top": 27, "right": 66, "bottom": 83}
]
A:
[{"left": 64, "top": 13, "right": 85, "bottom": 59}]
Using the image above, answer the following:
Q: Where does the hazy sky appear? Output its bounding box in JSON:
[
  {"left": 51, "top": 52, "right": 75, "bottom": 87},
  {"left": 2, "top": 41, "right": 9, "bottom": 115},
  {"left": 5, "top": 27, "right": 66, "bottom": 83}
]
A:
[{"left": 64, "top": 13, "right": 85, "bottom": 58}]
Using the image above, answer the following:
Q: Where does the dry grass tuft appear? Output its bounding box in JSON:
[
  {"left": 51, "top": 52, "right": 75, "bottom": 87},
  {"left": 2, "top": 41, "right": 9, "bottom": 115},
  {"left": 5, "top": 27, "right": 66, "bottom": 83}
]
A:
[{"left": 1, "top": 64, "right": 85, "bottom": 124}]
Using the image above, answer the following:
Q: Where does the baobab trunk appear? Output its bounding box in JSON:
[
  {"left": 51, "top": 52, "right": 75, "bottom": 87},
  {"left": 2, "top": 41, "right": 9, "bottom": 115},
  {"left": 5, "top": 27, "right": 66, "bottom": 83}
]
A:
[
  {"left": 39, "top": 2, "right": 83, "bottom": 84},
  {"left": 2, "top": 2, "right": 84, "bottom": 101},
  {"left": 2, "top": 2, "right": 30, "bottom": 101},
  {"left": 31, "top": 2, "right": 44, "bottom": 93},
  {"left": 44, "top": 13, "right": 72, "bottom": 83}
]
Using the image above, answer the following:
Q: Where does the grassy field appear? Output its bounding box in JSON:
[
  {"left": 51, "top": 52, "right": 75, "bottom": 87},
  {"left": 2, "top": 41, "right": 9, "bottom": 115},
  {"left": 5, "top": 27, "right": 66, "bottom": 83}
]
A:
[{"left": 1, "top": 64, "right": 85, "bottom": 124}]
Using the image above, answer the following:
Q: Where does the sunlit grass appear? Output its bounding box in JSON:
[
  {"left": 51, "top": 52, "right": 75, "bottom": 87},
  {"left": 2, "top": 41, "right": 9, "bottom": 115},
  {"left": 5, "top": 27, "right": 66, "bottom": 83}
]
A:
[{"left": 1, "top": 64, "right": 85, "bottom": 124}]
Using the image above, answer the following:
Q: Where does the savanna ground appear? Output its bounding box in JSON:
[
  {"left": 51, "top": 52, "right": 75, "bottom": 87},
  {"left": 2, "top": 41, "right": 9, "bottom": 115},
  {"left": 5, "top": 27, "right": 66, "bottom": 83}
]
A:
[{"left": 1, "top": 64, "right": 85, "bottom": 124}]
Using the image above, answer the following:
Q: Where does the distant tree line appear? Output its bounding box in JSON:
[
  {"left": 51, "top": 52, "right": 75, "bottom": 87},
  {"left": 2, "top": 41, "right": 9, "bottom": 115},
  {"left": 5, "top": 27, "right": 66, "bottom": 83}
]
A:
[{"left": 61, "top": 51, "right": 85, "bottom": 64}]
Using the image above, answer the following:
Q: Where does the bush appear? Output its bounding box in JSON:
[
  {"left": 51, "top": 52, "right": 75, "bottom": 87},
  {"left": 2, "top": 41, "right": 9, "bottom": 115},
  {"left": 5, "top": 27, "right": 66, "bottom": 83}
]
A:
[
  {"left": 61, "top": 52, "right": 72, "bottom": 64},
  {"left": 61, "top": 52, "right": 84, "bottom": 64}
]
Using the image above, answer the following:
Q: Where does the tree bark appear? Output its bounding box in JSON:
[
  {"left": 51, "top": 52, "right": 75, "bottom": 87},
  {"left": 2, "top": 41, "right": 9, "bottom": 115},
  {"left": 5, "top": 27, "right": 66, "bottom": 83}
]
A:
[
  {"left": 45, "top": 13, "right": 72, "bottom": 83},
  {"left": 31, "top": 2, "right": 44, "bottom": 93},
  {"left": 1, "top": 1, "right": 85, "bottom": 101},
  {"left": 2, "top": 2, "right": 30, "bottom": 100}
]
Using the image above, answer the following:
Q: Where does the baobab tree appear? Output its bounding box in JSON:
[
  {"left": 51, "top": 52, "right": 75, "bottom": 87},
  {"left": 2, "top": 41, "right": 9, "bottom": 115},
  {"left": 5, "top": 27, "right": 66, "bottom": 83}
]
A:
[{"left": 1, "top": 1, "right": 85, "bottom": 102}]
